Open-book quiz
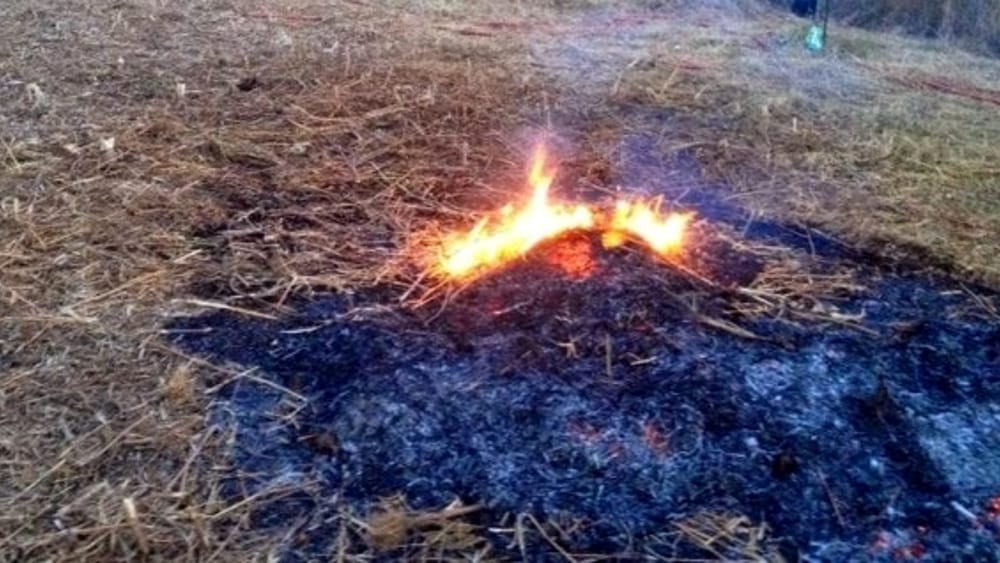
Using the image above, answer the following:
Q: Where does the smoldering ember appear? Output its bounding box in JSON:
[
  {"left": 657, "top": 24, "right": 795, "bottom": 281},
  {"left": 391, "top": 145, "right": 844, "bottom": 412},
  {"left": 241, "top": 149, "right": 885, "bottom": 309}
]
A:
[{"left": 4, "top": 1, "right": 1000, "bottom": 562}]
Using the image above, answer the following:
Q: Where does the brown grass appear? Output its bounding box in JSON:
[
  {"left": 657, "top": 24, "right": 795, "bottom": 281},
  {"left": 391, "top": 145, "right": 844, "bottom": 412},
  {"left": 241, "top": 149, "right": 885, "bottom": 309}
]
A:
[
  {"left": 669, "top": 512, "right": 784, "bottom": 562},
  {"left": 775, "top": 0, "right": 1000, "bottom": 56},
  {"left": 606, "top": 9, "right": 1000, "bottom": 283},
  {"left": 362, "top": 496, "right": 487, "bottom": 557},
  {"left": 2, "top": 0, "right": 999, "bottom": 561}
]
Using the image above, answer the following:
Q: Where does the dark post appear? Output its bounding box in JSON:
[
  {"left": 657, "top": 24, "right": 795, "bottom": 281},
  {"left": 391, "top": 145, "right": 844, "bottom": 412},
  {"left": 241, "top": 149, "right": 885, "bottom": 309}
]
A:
[
  {"left": 791, "top": 0, "right": 817, "bottom": 18},
  {"left": 822, "top": 0, "right": 832, "bottom": 45}
]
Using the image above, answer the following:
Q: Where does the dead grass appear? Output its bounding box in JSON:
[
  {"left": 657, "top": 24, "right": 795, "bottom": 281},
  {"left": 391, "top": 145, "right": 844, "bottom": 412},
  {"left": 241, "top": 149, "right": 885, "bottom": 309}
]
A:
[
  {"left": 0, "top": 1, "right": 570, "bottom": 559},
  {"left": 605, "top": 9, "right": 1000, "bottom": 283},
  {"left": 668, "top": 512, "right": 784, "bottom": 562},
  {"left": 2, "top": 0, "right": 999, "bottom": 561},
  {"left": 361, "top": 496, "right": 488, "bottom": 557}
]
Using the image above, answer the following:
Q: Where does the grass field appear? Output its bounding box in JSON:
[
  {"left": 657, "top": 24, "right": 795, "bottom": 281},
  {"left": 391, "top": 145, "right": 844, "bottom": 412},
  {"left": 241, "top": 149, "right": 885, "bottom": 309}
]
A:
[{"left": 2, "top": 0, "right": 999, "bottom": 560}]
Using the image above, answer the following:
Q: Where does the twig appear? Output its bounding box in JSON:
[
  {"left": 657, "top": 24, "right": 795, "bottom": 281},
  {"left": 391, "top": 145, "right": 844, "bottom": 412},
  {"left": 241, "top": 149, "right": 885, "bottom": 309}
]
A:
[
  {"left": 75, "top": 412, "right": 154, "bottom": 467},
  {"left": 168, "top": 426, "right": 219, "bottom": 493},
  {"left": 611, "top": 57, "right": 643, "bottom": 97},
  {"left": 959, "top": 282, "right": 1000, "bottom": 320},
  {"left": 67, "top": 270, "right": 166, "bottom": 308},
  {"left": 604, "top": 333, "right": 613, "bottom": 377},
  {"left": 206, "top": 368, "right": 308, "bottom": 404},
  {"left": 7, "top": 459, "right": 68, "bottom": 505},
  {"left": 173, "top": 298, "right": 280, "bottom": 321},
  {"left": 123, "top": 497, "right": 150, "bottom": 555},
  {"left": 951, "top": 501, "right": 979, "bottom": 524},
  {"left": 208, "top": 484, "right": 303, "bottom": 521},
  {"left": 398, "top": 269, "right": 431, "bottom": 303},
  {"left": 816, "top": 469, "right": 846, "bottom": 529},
  {"left": 696, "top": 315, "right": 762, "bottom": 340},
  {"left": 526, "top": 513, "right": 579, "bottom": 563}
]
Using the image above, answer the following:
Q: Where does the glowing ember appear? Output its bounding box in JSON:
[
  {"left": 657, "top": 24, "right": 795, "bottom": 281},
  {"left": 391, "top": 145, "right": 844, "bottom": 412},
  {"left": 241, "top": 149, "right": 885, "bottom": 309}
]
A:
[{"left": 437, "top": 145, "right": 694, "bottom": 279}]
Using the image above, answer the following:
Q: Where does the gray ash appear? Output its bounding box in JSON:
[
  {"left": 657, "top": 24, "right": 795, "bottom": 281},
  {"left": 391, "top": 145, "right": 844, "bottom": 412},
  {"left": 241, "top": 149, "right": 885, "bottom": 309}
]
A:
[{"left": 168, "top": 233, "right": 1000, "bottom": 560}]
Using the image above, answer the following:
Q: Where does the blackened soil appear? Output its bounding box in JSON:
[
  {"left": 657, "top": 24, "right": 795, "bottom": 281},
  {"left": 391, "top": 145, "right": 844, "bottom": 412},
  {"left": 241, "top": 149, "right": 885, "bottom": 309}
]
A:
[{"left": 168, "top": 233, "right": 1000, "bottom": 561}]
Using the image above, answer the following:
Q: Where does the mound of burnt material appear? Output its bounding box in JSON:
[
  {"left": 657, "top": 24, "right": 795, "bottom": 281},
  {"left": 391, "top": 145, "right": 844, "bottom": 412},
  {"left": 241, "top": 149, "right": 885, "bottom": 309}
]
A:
[{"left": 168, "top": 231, "right": 1000, "bottom": 560}]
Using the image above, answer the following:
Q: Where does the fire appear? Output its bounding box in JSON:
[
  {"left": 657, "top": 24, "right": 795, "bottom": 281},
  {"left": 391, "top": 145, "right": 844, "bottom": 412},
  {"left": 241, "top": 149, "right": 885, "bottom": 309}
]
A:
[
  {"left": 437, "top": 145, "right": 693, "bottom": 279},
  {"left": 604, "top": 200, "right": 694, "bottom": 255},
  {"left": 439, "top": 146, "right": 595, "bottom": 278}
]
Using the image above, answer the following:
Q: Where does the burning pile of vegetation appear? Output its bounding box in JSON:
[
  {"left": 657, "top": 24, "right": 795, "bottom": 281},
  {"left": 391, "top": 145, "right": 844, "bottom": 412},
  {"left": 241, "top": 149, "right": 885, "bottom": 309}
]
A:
[{"left": 431, "top": 144, "right": 693, "bottom": 280}]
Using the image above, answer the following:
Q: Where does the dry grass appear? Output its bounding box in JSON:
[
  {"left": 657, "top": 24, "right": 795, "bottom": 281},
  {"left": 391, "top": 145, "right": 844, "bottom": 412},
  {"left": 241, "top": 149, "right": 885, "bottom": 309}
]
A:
[
  {"left": 2, "top": 0, "right": 999, "bottom": 561},
  {"left": 603, "top": 7, "right": 1000, "bottom": 283},
  {"left": 667, "top": 512, "right": 784, "bottom": 562},
  {"left": 0, "top": 1, "right": 538, "bottom": 560},
  {"left": 360, "top": 496, "right": 488, "bottom": 558},
  {"left": 775, "top": 0, "right": 1000, "bottom": 56}
]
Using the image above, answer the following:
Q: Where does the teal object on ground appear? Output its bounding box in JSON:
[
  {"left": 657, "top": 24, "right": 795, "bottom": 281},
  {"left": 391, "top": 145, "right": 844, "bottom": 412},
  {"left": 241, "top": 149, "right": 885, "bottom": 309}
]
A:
[{"left": 806, "top": 24, "right": 825, "bottom": 52}]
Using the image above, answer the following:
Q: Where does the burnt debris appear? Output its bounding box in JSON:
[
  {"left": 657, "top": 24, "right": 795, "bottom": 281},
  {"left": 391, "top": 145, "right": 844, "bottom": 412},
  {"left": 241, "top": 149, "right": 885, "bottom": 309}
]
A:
[{"left": 168, "top": 233, "right": 1000, "bottom": 560}]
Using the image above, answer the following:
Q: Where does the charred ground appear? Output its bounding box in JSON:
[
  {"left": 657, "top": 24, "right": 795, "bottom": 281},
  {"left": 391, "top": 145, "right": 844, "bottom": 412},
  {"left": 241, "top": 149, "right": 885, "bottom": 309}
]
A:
[{"left": 169, "top": 206, "right": 1000, "bottom": 559}]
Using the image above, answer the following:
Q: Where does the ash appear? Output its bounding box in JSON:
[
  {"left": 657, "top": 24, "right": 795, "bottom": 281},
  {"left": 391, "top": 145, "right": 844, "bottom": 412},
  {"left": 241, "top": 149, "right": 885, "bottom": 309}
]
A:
[{"left": 169, "top": 231, "right": 1000, "bottom": 560}]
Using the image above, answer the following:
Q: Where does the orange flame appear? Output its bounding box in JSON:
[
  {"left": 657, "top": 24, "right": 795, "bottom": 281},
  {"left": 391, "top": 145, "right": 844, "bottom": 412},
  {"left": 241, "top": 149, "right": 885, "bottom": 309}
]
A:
[
  {"left": 439, "top": 146, "right": 595, "bottom": 278},
  {"left": 604, "top": 200, "right": 694, "bottom": 255},
  {"left": 437, "top": 145, "right": 693, "bottom": 279}
]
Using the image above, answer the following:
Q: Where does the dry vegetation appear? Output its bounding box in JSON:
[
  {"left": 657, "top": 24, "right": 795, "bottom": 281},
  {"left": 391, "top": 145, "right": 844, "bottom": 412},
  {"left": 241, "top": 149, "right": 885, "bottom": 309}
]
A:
[
  {"left": 771, "top": 0, "right": 1000, "bottom": 55},
  {"left": 545, "top": 2, "right": 1000, "bottom": 283},
  {"left": 2, "top": 0, "right": 999, "bottom": 560}
]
